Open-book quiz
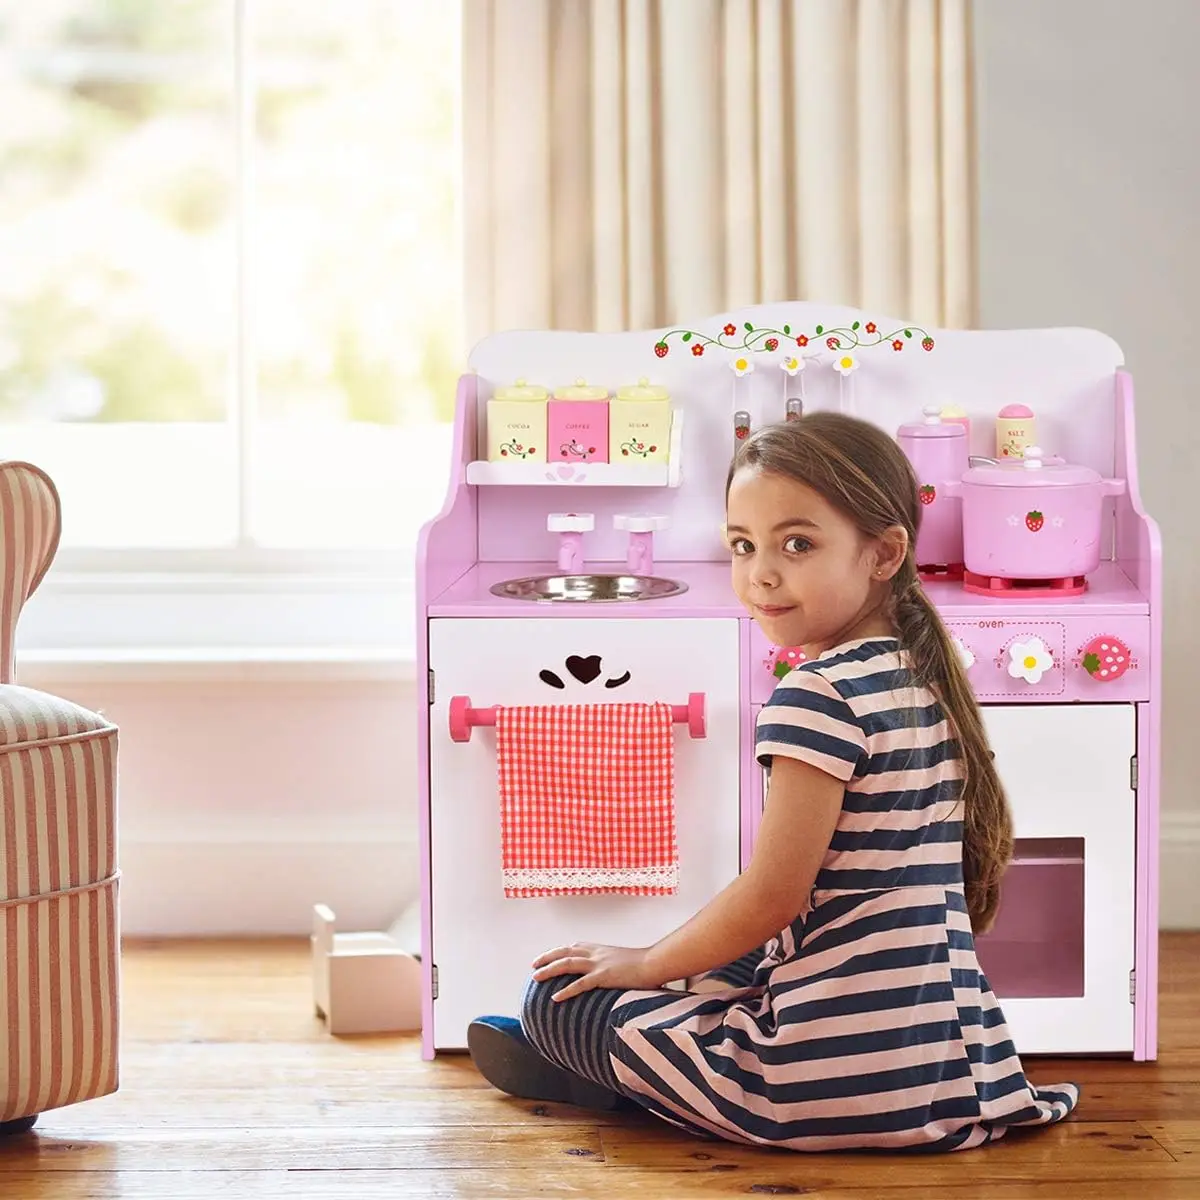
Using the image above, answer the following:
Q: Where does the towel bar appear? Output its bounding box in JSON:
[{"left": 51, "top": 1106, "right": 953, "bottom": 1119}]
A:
[{"left": 448, "top": 693, "right": 707, "bottom": 742}]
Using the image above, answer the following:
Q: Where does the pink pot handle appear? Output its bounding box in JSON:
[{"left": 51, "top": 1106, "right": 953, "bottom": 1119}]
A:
[{"left": 1101, "top": 477, "right": 1126, "bottom": 497}]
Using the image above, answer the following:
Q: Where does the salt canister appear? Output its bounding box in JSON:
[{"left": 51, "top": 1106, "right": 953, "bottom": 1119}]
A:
[
  {"left": 547, "top": 379, "right": 610, "bottom": 463},
  {"left": 996, "top": 403, "right": 1038, "bottom": 460},
  {"left": 611, "top": 377, "right": 672, "bottom": 463},
  {"left": 487, "top": 379, "right": 548, "bottom": 462}
]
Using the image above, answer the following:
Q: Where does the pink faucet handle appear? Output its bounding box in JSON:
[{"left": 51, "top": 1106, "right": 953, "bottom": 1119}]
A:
[
  {"left": 613, "top": 513, "right": 669, "bottom": 533},
  {"left": 548, "top": 512, "right": 595, "bottom": 532}
]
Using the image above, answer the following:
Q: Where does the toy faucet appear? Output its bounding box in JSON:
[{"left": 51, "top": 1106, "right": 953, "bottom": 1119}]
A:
[
  {"left": 614, "top": 513, "right": 669, "bottom": 575},
  {"left": 547, "top": 512, "right": 594, "bottom": 573}
]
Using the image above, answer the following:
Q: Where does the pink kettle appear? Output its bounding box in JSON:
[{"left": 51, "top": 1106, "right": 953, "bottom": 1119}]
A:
[{"left": 896, "top": 406, "right": 969, "bottom": 574}]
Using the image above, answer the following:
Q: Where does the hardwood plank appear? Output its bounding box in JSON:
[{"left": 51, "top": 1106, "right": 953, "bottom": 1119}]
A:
[
  {"left": 598, "top": 1121, "right": 1190, "bottom": 1182},
  {"left": 33, "top": 1088, "right": 647, "bottom": 1131},
  {"left": 7, "top": 1170, "right": 1200, "bottom": 1200},
  {"left": 0, "top": 1125, "right": 607, "bottom": 1172}
]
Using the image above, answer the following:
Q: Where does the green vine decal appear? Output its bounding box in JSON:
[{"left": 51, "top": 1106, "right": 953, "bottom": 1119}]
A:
[{"left": 652, "top": 318, "right": 935, "bottom": 359}]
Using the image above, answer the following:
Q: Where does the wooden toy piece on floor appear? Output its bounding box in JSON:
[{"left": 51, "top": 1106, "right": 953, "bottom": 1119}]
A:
[{"left": 311, "top": 904, "right": 422, "bottom": 1035}]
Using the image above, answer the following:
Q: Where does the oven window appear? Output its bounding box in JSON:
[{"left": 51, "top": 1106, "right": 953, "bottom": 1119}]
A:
[{"left": 975, "top": 837, "right": 1085, "bottom": 999}]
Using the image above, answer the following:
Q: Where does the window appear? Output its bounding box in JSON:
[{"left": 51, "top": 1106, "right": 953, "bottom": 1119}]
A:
[{"left": 0, "top": 0, "right": 460, "bottom": 569}]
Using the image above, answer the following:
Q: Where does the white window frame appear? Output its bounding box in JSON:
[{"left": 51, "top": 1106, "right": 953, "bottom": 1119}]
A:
[{"left": 11, "top": 1, "right": 453, "bottom": 665}]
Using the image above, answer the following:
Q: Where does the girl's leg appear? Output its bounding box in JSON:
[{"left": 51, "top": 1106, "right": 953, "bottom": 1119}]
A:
[
  {"left": 467, "top": 974, "right": 636, "bottom": 1111},
  {"left": 690, "top": 948, "right": 764, "bottom": 991}
]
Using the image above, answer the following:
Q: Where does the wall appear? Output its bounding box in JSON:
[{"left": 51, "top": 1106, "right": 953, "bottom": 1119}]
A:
[
  {"left": 19, "top": 662, "right": 420, "bottom": 937},
  {"left": 973, "top": 0, "right": 1200, "bottom": 925}
]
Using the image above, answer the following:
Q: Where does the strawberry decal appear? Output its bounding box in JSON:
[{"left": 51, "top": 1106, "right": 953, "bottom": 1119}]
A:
[
  {"left": 919, "top": 484, "right": 936, "bottom": 505},
  {"left": 764, "top": 337, "right": 779, "bottom": 352},
  {"left": 1025, "top": 510, "right": 1044, "bottom": 532},
  {"left": 654, "top": 341, "right": 668, "bottom": 358}
]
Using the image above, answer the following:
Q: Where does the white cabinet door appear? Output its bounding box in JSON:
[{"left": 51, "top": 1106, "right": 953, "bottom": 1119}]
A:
[
  {"left": 981, "top": 704, "right": 1136, "bottom": 1054},
  {"left": 428, "top": 617, "right": 742, "bottom": 1050}
]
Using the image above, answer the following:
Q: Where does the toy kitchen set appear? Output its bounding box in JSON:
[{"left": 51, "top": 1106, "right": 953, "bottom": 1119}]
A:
[{"left": 414, "top": 301, "right": 1162, "bottom": 1064}]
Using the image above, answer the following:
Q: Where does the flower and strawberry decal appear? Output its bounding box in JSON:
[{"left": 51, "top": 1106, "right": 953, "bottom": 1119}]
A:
[
  {"left": 499, "top": 439, "right": 537, "bottom": 459},
  {"left": 651, "top": 317, "right": 936, "bottom": 361},
  {"left": 620, "top": 438, "right": 658, "bottom": 458}
]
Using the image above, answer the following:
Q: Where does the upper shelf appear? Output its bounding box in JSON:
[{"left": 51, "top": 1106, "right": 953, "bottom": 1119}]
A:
[{"left": 465, "top": 407, "right": 684, "bottom": 487}]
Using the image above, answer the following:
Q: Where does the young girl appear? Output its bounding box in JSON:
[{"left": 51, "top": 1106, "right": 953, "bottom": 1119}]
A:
[{"left": 467, "top": 412, "right": 1079, "bottom": 1152}]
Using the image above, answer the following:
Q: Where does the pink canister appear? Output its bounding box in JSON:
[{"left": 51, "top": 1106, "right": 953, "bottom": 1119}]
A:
[
  {"left": 548, "top": 379, "right": 610, "bottom": 463},
  {"left": 942, "top": 448, "right": 1126, "bottom": 580},
  {"left": 897, "top": 405, "right": 968, "bottom": 573}
]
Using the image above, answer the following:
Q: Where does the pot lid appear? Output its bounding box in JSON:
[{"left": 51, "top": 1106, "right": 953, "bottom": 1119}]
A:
[
  {"left": 554, "top": 378, "right": 609, "bottom": 400},
  {"left": 494, "top": 378, "right": 549, "bottom": 401},
  {"left": 962, "top": 447, "right": 1101, "bottom": 486},
  {"left": 897, "top": 404, "right": 966, "bottom": 439},
  {"left": 617, "top": 376, "right": 670, "bottom": 401}
]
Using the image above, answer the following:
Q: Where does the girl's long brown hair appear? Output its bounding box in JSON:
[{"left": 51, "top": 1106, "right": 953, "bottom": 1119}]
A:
[{"left": 727, "top": 412, "right": 1013, "bottom": 934}]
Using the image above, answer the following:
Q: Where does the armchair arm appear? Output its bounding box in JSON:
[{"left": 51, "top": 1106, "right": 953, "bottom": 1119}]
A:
[{"left": 0, "top": 461, "right": 62, "bottom": 685}]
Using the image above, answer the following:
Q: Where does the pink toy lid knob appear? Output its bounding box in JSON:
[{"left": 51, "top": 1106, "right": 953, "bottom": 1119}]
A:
[
  {"left": 921, "top": 404, "right": 942, "bottom": 425},
  {"left": 999, "top": 403, "right": 1035, "bottom": 418}
]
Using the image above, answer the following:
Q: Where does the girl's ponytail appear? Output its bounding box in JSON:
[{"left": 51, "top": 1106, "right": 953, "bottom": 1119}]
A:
[{"left": 892, "top": 560, "right": 1013, "bottom": 934}]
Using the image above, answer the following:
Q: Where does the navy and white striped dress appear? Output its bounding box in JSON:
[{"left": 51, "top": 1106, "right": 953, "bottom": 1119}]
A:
[{"left": 603, "top": 636, "right": 1078, "bottom": 1152}]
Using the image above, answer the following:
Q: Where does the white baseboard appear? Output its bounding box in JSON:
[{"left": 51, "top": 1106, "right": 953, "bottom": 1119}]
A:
[
  {"left": 117, "top": 819, "right": 420, "bottom": 938},
  {"left": 114, "top": 811, "right": 1200, "bottom": 937},
  {"left": 1162, "top": 812, "right": 1200, "bottom": 929}
]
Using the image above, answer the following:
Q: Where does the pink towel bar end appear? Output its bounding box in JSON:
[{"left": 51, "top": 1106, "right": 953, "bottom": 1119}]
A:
[{"left": 448, "top": 693, "right": 707, "bottom": 742}]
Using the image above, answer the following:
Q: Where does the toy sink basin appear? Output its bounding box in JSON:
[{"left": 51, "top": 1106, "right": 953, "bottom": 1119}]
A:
[{"left": 489, "top": 573, "right": 688, "bottom": 603}]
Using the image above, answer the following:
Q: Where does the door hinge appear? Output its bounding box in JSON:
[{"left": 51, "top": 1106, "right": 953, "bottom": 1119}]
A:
[
  {"left": 1129, "top": 968, "right": 1136, "bottom": 1004},
  {"left": 1130, "top": 755, "right": 1139, "bottom": 791},
  {"left": 432, "top": 964, "right": 439, "bottom": 1000},
  {"left": 428, "top": 668, "right": 435, "bottom": 705}
]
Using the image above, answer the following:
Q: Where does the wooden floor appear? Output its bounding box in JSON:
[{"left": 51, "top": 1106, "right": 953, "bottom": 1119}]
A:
[{"left": 3, "top": 935, "right": 1200, "bottom": 1198}]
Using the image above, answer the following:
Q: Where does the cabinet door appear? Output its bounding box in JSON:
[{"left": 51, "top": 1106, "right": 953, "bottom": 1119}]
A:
[
  {"left": 428, "top": 617, "right": 742, "bottom": 1050},
  {"left": 979, "top": 704, "right": 1136, "bottom": 1054}
]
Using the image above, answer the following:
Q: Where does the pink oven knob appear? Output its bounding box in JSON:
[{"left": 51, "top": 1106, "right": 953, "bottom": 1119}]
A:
[
  {"left": 767, "top": 645, "right": 807, "bottom": 679},
  {"left": 1007, "top": 636, "right": 1054, "bottom": 685},
  {"left": 1081, "top": 634, "right": 1132, "bottom": 682}
]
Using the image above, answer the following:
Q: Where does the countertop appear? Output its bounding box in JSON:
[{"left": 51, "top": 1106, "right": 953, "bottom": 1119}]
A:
[{"left": 425, "top": 561, "right": 1151, "bottom": 619}]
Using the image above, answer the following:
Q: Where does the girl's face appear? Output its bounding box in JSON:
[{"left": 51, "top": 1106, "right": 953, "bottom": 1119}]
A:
[{"left": 725, "top": 466, "right": 903, "bottom": 654}]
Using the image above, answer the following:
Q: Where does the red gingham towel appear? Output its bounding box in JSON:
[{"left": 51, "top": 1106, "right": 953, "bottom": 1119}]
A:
[{"left": 495, "top": 702, "right": 678, "bottom": 898}]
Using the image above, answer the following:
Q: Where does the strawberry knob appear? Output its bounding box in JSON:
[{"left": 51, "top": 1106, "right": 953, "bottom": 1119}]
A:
[{"left": 1081, "top": 635, "right": 1132, "bottom": 682}]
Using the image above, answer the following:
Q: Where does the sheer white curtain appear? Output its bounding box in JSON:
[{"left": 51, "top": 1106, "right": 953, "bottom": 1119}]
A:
[{"left": 462, "top": 0, "right": 975, "bottom": 345}]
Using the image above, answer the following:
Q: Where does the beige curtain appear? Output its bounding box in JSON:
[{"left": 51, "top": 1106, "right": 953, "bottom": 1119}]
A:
[{"left": 462, "top": 0, "right": 975, "bottom": 346}]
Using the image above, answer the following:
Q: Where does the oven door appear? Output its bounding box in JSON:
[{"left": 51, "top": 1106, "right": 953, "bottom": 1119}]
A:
[{"left": 749, "top": 701, "right": 1136, "bottom": 1054}]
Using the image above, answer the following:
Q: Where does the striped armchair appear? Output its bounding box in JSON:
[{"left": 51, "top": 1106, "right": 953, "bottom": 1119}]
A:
[{"left": 0, "top": 462, "right": 120, "bottom": 1136}]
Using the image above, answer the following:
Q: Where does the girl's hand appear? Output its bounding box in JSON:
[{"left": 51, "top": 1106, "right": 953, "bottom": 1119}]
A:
[{"left": 531, "top": 943, "right": 661, "bottom": 1002}]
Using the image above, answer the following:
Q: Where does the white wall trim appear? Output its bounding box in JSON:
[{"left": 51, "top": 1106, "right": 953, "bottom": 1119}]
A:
[
  {"left": 1162, "top": 811, "right": 1200, "bottom": 930},
  {"left": 116, "top": 810, "right": 1200, "bottom": 938},
  {"left": 118, "top": 819, "right": 420, "bottom": 938}
]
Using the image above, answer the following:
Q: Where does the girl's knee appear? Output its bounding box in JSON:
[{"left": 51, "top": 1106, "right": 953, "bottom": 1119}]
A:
[{"left": 520, "top": 973, "right": 581, "bottom": 1038}]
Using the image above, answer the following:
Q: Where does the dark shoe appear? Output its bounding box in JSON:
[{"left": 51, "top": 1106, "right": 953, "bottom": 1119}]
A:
[
  {"left": 467, "top": 1016, "right": 628, "bottom": 1111},
  {"left": 0, "top": 1115, "right": 38, "bottom": 1137}
]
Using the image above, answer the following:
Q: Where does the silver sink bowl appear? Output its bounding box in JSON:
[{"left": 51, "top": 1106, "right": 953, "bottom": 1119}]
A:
[{"left": 490, "top": 573, "right": 688, "bottom": 603}]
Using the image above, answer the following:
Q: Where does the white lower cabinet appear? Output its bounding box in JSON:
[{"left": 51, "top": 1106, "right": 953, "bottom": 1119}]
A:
[{"left": 427, "top": 617, "right": 743, "bottom": 1050}]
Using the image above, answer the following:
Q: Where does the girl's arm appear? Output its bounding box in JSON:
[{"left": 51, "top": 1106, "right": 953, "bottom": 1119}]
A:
[
  {"left": 642, "top": 753, "right": 843, "bottom": 983},
  {"left": 531, "top": 753, "right": 843, "bottom": 999}
]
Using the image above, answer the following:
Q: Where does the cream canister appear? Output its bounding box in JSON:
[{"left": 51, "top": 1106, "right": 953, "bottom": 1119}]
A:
[
  {"left": 611, "top": 377, "right": 672, "bottom": 463},
  {"left": 486, "top": 379, "right": 548, "bottom": 462}
]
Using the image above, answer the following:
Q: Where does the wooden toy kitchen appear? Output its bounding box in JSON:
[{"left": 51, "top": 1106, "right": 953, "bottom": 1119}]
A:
[{"left": 414, "top": 301, "right": 1162, "bottom": 1064}]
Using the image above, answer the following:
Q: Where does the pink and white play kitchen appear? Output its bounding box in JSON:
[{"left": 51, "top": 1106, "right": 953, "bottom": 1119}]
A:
[{"left": 415, "top": 303, "right": 1162, "bottom": 1064}]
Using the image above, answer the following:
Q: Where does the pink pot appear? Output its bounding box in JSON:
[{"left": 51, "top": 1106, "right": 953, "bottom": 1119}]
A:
[{"left": 942, "top": 447, "right": 1125, "bottom": 580}]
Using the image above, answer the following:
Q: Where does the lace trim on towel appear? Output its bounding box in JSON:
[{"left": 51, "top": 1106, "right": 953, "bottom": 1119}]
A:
[{"left": 503, "top": 865, "right": 679, "bottom": 892}]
